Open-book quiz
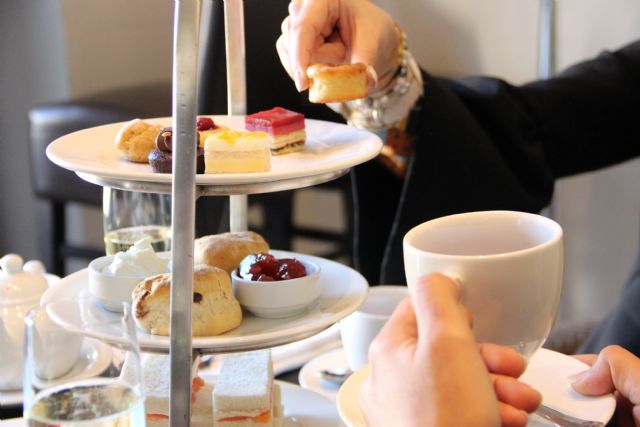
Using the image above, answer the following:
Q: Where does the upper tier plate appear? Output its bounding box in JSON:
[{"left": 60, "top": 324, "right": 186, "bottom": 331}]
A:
[
  {"left": 40, "top": 250, "right": 368, "bottom": 354},
  {"left": 46, "top": 116, "right": 383, "bottom": 186}
]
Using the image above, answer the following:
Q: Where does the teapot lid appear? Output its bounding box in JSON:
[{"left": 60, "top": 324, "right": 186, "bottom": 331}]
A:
[{"left": 0, "top": 254, "right": 49, "bottom": 305}]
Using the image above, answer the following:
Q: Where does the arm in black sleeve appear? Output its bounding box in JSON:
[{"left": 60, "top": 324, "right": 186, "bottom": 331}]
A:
[{"left": 363, "top": 40, "right": 640, "bottom": 284}]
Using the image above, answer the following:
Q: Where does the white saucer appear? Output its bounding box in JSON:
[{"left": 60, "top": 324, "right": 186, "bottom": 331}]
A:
[
  {"left": 0, "top": 382, "right": 341, "bottom": 427},
  {"left": 337, "top": 348, "right": 616, "bottom": 427},
  {"left": 0, "top": 338, "right": 112, "bottom": 407},
  {"left": 299, "top": 348, "right": 349, "bottom": 402},
  {"left": 279, "top": 381, "right": 345, "bottom": 427}
]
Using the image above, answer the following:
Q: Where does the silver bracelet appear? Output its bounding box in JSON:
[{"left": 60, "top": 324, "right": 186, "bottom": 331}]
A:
[{"left": 334, "top": 31, "right": 423, "bottom": 131}]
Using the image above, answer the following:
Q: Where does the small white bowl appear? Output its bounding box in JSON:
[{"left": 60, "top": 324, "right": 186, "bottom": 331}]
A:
[
  {"left": 232, "top": 258, "right": 321, "bottom": 318},
  {"left": 88, "top": 254, "right": 169, "bottom": 312}
]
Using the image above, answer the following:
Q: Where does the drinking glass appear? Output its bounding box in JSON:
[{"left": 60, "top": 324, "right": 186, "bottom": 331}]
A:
[
  {"left": 23, "top": 300, "right": 145, "bottom": 426},
  {"left": 103, "top": 187, "right": 172, "bottom": 255}
]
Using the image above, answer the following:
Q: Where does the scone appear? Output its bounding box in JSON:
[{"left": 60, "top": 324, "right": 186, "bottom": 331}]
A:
[
  {"left": 115, "top": 118, "right": 163, "bottom": 163},
  {"left": 132, "top": 264, "right": 242, "bottom": 336},
  {"left": 307, "top": 63, "right": 368, "bottom": 103},
  {"left": 195, "top": 231, "right": 269, "bottom": 274}
]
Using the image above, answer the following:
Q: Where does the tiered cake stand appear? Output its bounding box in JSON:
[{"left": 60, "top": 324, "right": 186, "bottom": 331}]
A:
[{"left": 44, "top": 0, "right": 382, "bottom": 424}]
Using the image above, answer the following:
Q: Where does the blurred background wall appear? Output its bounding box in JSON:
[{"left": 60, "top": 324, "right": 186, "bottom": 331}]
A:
[{"left": 1, "top": 0, "right": 639, "bottom": 327}]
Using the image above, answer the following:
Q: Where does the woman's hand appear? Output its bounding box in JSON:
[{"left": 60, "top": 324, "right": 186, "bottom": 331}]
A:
[
  {"left": 276, "top": 0, "right": 400, "bottom": 93},
  {"left": 571, "top": 346, "right": 640, "bottom": 427},
  {"left": 359, "top": 273, "right": 541, "bottom": 427}
]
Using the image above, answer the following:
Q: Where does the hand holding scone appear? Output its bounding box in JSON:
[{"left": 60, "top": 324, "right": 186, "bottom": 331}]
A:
[{"left": 276, "top": 0, "right": 399, "bottom": 95}]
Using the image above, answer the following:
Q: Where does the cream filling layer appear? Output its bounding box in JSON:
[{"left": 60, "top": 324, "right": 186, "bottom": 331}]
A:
[{"left": 269, "top": 130, "right": 307, "bottom": 149}]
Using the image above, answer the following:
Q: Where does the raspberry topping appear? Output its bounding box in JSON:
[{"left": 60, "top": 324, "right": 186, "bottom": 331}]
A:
[
  {"left": 196, "top": 117, "right": 216, "bottom": 131},
  {"left": 238, "top": 253, "right": 307, "bottom": 281}
]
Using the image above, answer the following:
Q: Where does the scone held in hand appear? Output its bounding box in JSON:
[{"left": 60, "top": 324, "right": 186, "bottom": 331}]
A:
[
  {"left": 132, "top": 264, "right": 242, "bottom": 336},
  {"left": 307, "top": 63, "right": 368, "bottom": 103}
]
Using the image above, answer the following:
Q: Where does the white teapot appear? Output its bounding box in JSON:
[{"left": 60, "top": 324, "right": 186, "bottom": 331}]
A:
[{"left": 0, "top": 254, "right": 57, "bottom": 390}]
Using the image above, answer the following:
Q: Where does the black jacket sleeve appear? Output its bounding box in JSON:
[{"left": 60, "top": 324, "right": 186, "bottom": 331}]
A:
[{"left": 354, "top": 41, "right": 640, "bottom": 285}]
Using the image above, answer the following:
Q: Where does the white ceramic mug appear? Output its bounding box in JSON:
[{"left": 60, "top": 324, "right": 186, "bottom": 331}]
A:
[
  {"left": 403, "top": 210, "right": 563, "bottom": 359},
  {"left": 340, "top": 285, "right": 409, "bottom": 371},
  {"left": 27, "top": 306, "right": 84, "bottom": 381}
]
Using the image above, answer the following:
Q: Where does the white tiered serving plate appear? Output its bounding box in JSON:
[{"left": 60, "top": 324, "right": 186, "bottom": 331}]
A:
[
  {"left": 41, "top": 250, "right": 368, "bottom": 354},
  {"left": 46, "top": 116, "right": 383, "bottom": 194}
]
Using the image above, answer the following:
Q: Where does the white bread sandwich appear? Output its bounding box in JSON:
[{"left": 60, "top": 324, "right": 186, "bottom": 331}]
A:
[
  {"left": 139, "top": 354, "right": 214, "bottom": 427},
  {"left": 213, "top": 350, "right": 284, "bottom": 427}
]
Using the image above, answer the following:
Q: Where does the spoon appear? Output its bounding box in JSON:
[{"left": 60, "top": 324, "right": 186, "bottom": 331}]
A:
[
  {"left": 319, "top": 367, "right": 353, "bottom": 385},
  {"left": 534, "top": 404, "right": 604, "bottom": 427}
]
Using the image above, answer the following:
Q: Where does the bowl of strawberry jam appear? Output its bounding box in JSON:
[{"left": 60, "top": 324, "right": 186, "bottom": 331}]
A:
[{"left": 232, "top": 252, "right": 321, "bottom": 318}]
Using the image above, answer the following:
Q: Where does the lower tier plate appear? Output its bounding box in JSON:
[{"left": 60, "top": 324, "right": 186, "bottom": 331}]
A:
[{"left": 41, "top": 250, "right": 368, "bottom": 354}]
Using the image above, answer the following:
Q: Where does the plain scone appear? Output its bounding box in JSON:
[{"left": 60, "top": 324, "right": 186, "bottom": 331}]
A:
[
  {"left": 195, "top": 231, "right": 269, "bottom": 273},
  {"left": 132, "top": 264, "right": 242, "bottom": 336},
  {"left": 307, "top": 63, "right": 368, "bottom": 103},
  {"left": 114, "top": 118, "right": 163, "bottom": 163}
]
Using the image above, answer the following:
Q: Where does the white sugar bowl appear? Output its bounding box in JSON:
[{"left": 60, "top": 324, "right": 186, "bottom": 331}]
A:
[{"left": 0, "top": 254, "right": 60, "bottom": 390}]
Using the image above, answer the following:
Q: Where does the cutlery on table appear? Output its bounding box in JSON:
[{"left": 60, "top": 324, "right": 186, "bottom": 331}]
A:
[
  {"left": 319, "top": 367, "right": 353, "bottom": 385},
  {"left": 534, "top": 404, "right": 604, "bottom": 427}
]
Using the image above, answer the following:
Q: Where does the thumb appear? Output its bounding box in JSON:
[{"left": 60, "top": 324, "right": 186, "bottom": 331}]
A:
[
  {"left": 411, "top": 273, "right": 467, "bottom": 338},
  {"left": 570, "top": 345, "right": 640, "bottom": 405}
]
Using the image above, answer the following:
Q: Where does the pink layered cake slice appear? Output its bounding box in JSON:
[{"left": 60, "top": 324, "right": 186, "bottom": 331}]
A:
[{"left": 245, "top": 107, "right": 307, "bottom": 155}]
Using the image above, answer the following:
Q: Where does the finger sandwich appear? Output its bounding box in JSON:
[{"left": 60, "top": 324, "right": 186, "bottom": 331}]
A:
[
  {"left": 138, "top": 354, "right": 214, "bottom": 427},
  {"left": 213, "top": 350, "right": 283, "bottom": 427},
  {"left": 204, "top": 129, "right": 271, "bottom": 174}
]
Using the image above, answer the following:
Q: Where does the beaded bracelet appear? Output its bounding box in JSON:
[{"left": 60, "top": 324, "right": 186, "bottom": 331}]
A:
[{"left": 334, "top": 29, "right": 423, "bottom": 132}]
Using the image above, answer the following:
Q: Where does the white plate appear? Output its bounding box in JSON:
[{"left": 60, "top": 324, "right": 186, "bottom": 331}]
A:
[
  {"left": 0, "top": 338, "right": 111, "bottom": 407},
  {"left": 299, "top": 348, "right": 349, "bottom": 402},
  {"left": 46, "top": 116, "right": 382, "bottom": 185},
  {"left": 41, "top": 250, "right": 368, "bottom": 353},
  {"left": 0, "top": 383, "right": 337, "bottom": 426},
  {"left": 0, "top": 382, "right": 342, "bottom": 427},
  {"left": 279, "top": 381, "right": 345, "bottom": 427},
  {"left": 336, "top": 348, "right": 616, "bottom": 427}
]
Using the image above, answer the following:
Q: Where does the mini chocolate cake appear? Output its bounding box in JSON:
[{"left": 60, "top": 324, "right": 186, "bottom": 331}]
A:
[{"left": 149, "top": 126, "right": 205, "bottom": 174}]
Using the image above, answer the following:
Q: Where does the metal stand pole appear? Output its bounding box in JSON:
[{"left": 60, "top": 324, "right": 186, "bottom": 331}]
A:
[
  {"left": 224, "top": 0, "right": 248, "bottom": 232},
  {"left": 169, "top": 0, "right": 200, "bottom": 424},
  {"left": 538, "top": 0, "right": 556, "bottom": 80},
  {"left": 538, "top": 0, "right": 557, "bottom": 219}
]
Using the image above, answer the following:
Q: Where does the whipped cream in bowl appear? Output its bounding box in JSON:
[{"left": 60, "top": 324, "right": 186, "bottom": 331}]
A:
[{"left": 89, "top": 238, "right": 170, "bottom": 312}]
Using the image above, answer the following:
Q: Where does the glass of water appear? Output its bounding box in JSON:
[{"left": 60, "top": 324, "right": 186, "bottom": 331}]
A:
[
  {"left": 23, "top": 300, "right": 145, "bottom": 426},
  {"left": 103, "top": 187, "right": 172, "bottom": 255}
]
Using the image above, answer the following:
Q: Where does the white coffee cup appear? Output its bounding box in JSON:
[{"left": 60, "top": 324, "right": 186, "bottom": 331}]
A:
[
  {"left": 27, "top": 307, "right": 84, "bottom": 381},
  {"left": 403, "top": 210, "right": 563, "bottom": 359},
  {"left": 340, "top": 285, "right": 409, "bottom": 371}
]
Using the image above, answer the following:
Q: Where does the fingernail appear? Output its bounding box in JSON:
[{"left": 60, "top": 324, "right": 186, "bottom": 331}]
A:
[
  {"left": 366, "top": 65, "right": 378, "bottom": 89},
  {"left": 294, "top": 69, "right": 304, "bottom": 92},
  {"left": 568, "top": 369, "right": 589, "bottom": 384}
]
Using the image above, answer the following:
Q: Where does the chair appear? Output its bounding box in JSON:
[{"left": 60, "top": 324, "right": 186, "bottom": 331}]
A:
[{"left": 28, "top": 82, "right": 172, "bottom": 275}]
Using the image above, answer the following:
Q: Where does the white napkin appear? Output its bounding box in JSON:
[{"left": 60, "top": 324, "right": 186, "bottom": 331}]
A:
[{"left": 198, "top": 323, "right": 342, "bottom": 380}]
